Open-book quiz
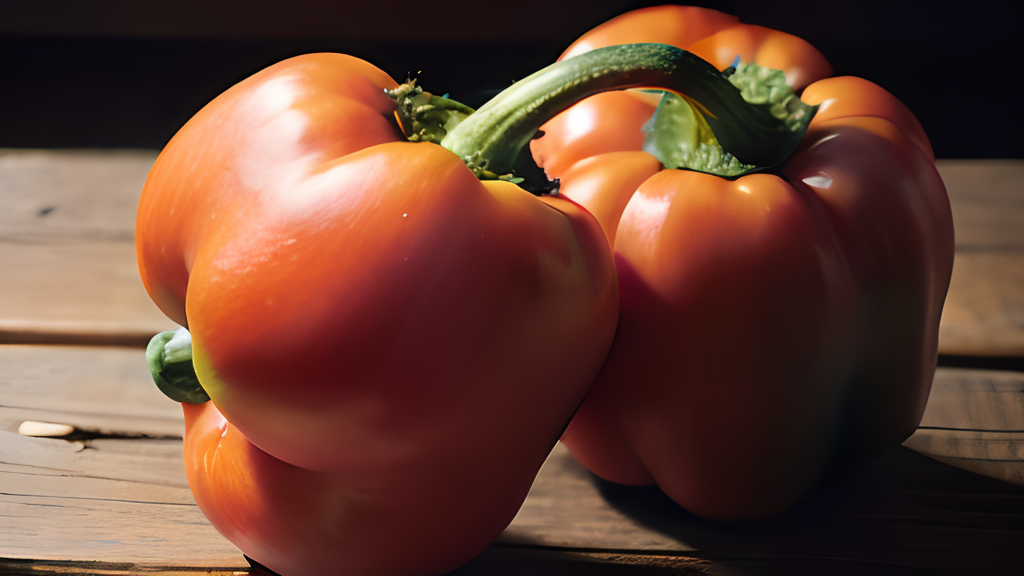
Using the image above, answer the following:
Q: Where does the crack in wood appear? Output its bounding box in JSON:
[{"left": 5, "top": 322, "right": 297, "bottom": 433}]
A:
[
  {"left": 0, "top": 558, "right": 253, "bottom": 576},
  {"left": 0, "top": 499, "right": 75, "bottom": 509},
  {"left": 0, "top": 230, "right": 137, "bottom": 244},
  {"left": 0, "top": 467, "right": 188, "bottom": 489},
  {"left": 917, "top": 426, "right": 1024, "bottom": 434},
  {"left": 1, "top": 491, "right": 196, "bottom": 507}
]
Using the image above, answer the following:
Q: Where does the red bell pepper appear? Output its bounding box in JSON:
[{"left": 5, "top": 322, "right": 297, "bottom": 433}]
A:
[
  {"left": 137, "top": 53, "right": 621, "bottom": 575},
  {"left": 530, "top": 5, "right": 955, "bottom": 519}
]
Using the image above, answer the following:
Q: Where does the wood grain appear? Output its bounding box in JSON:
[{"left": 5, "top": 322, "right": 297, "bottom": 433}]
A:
[
  {"left": 2, "top": 344, "right": 1022, "bottom": 574},
  {"left": 0, "top": 344, "right": 182, "bottom": 437},
  {"left": 937, "top": 159, "right": 1024, "bottom": 357},
  {"left": 0, "top": 149, "right": 176, "bottom": 345},
  {"left": 937, "top": 159, "right": 1024, "bottom": 250},
  {"left": 904, "top": 367, "right": 1024, "bottom": 483},
  {"left": 0, "top": 150, "right": 145, "bottom": 241},
  {"left": 0, "top": 550, "right": 713, "bottom": 576},
  {"left": 2, "top": 151, "right": 1023, "bottom": 356},
  {"left": 937, "top": 252, "right": 1024, "bottom": 357}
]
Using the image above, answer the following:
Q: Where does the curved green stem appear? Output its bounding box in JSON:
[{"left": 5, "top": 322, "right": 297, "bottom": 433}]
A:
[
  {"left": 440, "top": 43, "right": 814, "bottom": 178},
  {"left": 147, "top": 328, "right": 209, "bottom": 404}
]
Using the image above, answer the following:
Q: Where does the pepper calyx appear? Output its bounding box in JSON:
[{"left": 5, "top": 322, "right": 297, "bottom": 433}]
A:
[
  {"left": 642, "top": 61, "right": 817, "bottom": 178},
  {"left": 388, "top": 81, "right": 475, "bottom": 145}
]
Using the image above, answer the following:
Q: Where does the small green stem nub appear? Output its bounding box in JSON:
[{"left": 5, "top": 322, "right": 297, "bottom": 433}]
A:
[
  {"left": 147, "top": 328, "right": 209, "bottom": 404},
  {"left": 439, "top": 43, "right": 815, "bottom": 179}
]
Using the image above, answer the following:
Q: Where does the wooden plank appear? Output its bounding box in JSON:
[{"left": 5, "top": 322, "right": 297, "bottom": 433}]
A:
[
  {"left": 0, "top": 427, "right": 238, "bottom": 564},
  {"left": 0, "top": 149, "right": 176, "bottom": 344},
  {"left": 0, "top": 347, "right": 242, "bottom": 565},
  {"left": 0, "top": 240, "right": 178, "bottom": 346},
  {"left": 0, "top": 149, "right": 147, "bottom": 241},
  {"left": 918, "top": 368, "right": 1024, "bottom": 430},
  {"left": 0, "top": 561, "right": 252, "bottom": 576},
  {"left": 0, "top": 492, "right": 240, "bottom": 566},
  {"left": 937, "top": 159, "right": 1024, "bottom": 357},
  {"left": 0, "top": 346, "right": 226, "bottom": 564},
  {"left": 0, "top": 549, "right": 712, "bottom": 576},
  {"left": 937, "top": 159, "right": 1024, "bottom": 250},
  {"left": 904, "top": 367, "right": 1024, "bottom": 483},
  {"left": 0, "top": 344, "right": 182, "bottom": 437},
  {"left": 937, "top": 252, "right": 1024, "bottom": 357}
]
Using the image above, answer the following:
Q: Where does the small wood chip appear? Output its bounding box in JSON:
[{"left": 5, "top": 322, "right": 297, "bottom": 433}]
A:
[{"left": 18, "top": 420, "right": 76, "bottom": 438}]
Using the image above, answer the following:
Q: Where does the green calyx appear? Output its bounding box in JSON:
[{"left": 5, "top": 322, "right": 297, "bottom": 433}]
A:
[
  {"left": 642, "top": 92, "right": 755, "bottom": 177},
  {"left": 387, "top": 81, "right": 524, "bottom": 183},
  {"left": 393, "top": 43, "right": 816, "bottom": 182},
  {"left": 388, "top": 80, "right": 475, "bottom": 145},
  {"left": 147, "top": 328, "right": 208, "bottom": 404},
  {"left": 642, "top": 61, "right": 816, "bottom": 177}
]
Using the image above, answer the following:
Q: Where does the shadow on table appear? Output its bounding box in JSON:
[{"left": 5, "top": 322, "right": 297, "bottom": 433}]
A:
[{"left": 590, "top": 446, "right": 1023, "bottom": 575}]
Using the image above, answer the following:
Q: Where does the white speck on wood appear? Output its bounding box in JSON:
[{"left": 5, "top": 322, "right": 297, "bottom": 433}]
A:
[{"left": 18, "top": 421, "right": 75, "bottom": 438}]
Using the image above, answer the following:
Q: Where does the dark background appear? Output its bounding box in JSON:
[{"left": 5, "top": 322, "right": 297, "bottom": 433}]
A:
[{"left": 3, "top": 0, "right": 1018, "bottom": 158}]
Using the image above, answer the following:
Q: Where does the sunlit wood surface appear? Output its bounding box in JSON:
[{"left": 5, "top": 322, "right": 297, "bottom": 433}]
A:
[{"left": 2, "top": 151, "right": 1022, "bottom": 575}]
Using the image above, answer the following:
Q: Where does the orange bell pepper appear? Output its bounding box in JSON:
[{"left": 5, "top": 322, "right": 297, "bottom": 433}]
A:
[
  {"left": 530, "top": 6, "right": 955, "bottom": 519},
  {"left": 137, "top": 53, "right": 620, "bottom": 575}
]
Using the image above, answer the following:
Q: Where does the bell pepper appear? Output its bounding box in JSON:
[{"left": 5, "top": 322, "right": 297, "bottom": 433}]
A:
[
  {"left": 135, "top": 53, "right": 623, "bottom": 575},
  {"left": 530, "top": 5, "right": 956, "bottom": 519}
]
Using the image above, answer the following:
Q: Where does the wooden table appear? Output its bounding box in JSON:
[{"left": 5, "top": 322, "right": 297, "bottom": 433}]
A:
[{"left": 2, "top": 151, "right": 1022, "bottom": 575}]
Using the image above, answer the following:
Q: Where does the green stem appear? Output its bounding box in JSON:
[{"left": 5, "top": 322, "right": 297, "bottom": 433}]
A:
[
  {"left": 439, "top": 43, "right": 814, "bottom": 178},
  {"left": 389, "top": 80, "right": 476, "bottom": 145},
  {"left": 147, "top": 328, "right": 208, "bottom": 404}
]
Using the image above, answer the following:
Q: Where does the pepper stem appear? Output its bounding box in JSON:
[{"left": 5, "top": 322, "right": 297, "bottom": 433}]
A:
[
  {"left": 440, "top": 43, "right": 815, "bottom": 179},
  {"left": 147, "top": 328, "right": 209, "bottom": 404}
]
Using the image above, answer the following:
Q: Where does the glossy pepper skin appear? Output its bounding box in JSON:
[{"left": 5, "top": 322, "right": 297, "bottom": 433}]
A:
[
  {"left": 530, "top": 6, "right": 955, "bottom": 519},
  {"left": 136, "top": 53, "right": 618, "bottom": 575}
]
